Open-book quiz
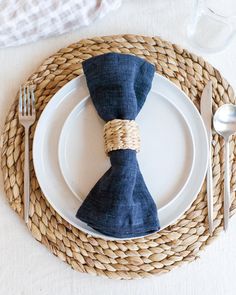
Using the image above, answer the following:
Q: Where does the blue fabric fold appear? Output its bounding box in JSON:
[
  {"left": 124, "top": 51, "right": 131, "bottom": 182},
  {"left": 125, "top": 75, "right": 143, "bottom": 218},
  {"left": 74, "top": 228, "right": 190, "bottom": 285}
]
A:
[{"left": 76, "top": 53, "right": 160, "bottom": 238}]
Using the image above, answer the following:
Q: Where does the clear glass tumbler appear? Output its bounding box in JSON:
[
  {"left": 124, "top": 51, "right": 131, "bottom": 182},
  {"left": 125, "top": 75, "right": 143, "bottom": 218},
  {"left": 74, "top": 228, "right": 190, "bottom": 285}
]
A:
[{"left": 187, "top": 0, "right": 236, "bottom": 53}]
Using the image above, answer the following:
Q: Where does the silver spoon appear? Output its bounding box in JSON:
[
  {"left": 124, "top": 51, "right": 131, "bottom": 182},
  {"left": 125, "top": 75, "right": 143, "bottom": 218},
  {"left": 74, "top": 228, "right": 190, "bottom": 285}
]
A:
[{"left": 213, "top": 104, "right": 236, "bottom": 231}]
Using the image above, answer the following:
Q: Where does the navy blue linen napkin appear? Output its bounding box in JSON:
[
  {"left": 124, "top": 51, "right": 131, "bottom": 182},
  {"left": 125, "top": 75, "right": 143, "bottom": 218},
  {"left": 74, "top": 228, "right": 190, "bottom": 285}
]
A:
[{"left": 76, "top": 53, "right": 160, "bottom": 238}]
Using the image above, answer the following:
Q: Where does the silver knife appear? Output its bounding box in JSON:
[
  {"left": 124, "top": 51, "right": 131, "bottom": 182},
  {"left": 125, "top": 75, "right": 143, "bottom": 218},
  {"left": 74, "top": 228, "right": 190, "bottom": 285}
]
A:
[{"left": 200, "top": 81, "right": 214, "bottom": 235}]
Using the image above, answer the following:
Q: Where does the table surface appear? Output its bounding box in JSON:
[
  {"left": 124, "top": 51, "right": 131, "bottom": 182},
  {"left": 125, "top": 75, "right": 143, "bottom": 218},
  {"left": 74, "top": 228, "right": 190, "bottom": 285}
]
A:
[{"left": 1, "top": 1, "right": 236, "bottom": 294}]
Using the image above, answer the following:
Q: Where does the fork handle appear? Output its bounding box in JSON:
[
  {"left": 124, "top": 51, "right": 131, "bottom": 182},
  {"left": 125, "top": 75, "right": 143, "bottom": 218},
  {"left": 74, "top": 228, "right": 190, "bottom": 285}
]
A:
[{"left": 24, "top": 127, "right": 30, "bottom": 223}]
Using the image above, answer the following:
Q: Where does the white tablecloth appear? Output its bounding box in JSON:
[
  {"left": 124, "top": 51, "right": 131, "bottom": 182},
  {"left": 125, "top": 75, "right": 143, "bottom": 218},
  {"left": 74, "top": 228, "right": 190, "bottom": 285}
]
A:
[{"left": 0, "top": 1, "right": 236, "bottom": 294}]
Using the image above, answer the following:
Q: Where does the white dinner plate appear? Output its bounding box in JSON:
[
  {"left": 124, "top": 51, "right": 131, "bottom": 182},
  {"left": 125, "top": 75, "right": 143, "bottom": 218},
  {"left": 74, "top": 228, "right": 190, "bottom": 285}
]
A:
[{"left": 33, "top": 73, "right": 208, "bottom": 240}]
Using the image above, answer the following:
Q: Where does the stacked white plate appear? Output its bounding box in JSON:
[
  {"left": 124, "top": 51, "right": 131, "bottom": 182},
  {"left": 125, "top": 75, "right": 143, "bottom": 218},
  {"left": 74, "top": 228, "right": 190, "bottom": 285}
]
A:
[{"left": 33, "top": 73, "right": 208, "bottom": 240}]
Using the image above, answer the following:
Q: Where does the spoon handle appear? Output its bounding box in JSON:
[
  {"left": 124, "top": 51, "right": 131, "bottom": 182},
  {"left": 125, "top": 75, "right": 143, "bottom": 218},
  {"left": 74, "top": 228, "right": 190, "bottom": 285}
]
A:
[{"left": 224, "top": 140, "right": 230, "bottom": 231}]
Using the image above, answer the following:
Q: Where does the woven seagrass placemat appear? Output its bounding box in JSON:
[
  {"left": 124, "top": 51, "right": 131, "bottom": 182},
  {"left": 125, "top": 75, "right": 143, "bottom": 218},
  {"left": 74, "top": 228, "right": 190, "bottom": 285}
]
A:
[{"left": 1, "top": 35, "right": 236, "bottom": 280}]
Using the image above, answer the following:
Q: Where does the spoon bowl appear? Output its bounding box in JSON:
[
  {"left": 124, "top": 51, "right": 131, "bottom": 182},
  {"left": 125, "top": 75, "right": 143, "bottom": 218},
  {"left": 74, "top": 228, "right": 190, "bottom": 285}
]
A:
[
  {"left": 213, "top": 104, "right": 236, "bottom": 231},
  {"left": 213, "top": 104, "right": 236, "bottom": 139}
]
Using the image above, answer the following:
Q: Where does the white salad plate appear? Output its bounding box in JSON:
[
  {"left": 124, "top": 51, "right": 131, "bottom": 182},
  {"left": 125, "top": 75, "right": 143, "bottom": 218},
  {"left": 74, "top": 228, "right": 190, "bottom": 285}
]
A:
[
  {"left": 33, "top": 73, "right": 208, "bottom": 240},
  {"left": 58, "top": 94, "right": 195, "bottom": 210}
]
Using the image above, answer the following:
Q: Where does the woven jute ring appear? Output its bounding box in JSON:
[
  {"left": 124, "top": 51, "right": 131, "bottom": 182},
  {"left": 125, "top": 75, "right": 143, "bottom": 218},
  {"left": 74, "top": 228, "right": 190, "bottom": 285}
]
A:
[
  {"left": 104, "top": 119, "right": 140, "bottom": 153},
  {"left": 1, "top": 35, "right": 236, "bottom": 280}
]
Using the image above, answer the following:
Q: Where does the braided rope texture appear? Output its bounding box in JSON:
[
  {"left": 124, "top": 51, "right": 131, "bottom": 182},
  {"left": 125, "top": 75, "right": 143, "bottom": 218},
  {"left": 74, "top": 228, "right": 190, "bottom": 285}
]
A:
[
  {"left": 1, "top": 35, "right": 236, "bottom": 280},
  {"left": 104, "top": 119, "right": 140, "bottom": 153}
]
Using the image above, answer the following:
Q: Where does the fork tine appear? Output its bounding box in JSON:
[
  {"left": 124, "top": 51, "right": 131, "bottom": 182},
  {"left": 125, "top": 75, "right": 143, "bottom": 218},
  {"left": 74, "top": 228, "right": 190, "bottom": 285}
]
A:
[
  {"left": 27, "top": 86, "right": 31, "bottom": 115},
  {"left": 23, "top": 85, "right": 27, "bottom": 115},
  {"left": 19, "top": 86, "right": 23, "bottom": 114},
  {"left": 31, "top": 87, "right": 35, "bottom": 114}
]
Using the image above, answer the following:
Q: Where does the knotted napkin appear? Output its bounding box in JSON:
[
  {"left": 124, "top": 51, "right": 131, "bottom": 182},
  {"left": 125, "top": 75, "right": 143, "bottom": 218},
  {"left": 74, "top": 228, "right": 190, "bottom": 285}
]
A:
[{"left": 76, "top": 53, "right": 160, "bottom": 238}]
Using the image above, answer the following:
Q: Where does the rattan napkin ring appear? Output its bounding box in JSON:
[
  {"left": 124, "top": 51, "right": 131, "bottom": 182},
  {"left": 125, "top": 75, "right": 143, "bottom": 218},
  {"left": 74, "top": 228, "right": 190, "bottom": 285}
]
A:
[{"left": 104, "top": 119, "right": 140, "bottom": 154}]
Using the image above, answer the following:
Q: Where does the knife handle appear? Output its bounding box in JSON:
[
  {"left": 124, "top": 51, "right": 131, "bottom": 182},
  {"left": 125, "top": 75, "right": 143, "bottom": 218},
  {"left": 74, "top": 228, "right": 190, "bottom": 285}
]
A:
[{"left": 207, "top": 136, "right": 214, "bottom": 235}]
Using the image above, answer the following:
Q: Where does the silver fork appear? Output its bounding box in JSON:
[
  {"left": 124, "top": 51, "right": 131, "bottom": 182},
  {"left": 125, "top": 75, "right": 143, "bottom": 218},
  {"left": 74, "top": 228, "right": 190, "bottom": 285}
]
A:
[{"left": 18, "top": 85, "right": 36, "bottom": 223}]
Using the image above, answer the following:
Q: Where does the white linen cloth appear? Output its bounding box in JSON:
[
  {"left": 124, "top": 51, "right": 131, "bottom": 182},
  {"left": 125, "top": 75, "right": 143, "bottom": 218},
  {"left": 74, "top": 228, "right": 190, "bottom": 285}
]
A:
[
  {"left": 0, "top": 0, "right": 121, "bottom": 48},
  {"left": 1, "top": 1, "right": 236, "bottom": 294}
]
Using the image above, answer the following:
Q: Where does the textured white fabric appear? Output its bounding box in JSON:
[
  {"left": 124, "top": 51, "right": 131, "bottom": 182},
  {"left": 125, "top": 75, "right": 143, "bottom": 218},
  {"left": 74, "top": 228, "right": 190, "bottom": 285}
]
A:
[
  {"left": 0, "top": 0, "right": 121, "bottom": 48},
  {"left": 1, "top": 1, "right": 236, "bottom": 294}
]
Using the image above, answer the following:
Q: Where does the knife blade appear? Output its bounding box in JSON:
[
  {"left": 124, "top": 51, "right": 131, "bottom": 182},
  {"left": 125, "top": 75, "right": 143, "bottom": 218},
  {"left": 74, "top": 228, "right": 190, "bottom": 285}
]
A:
[{"left": 200, "top": 81, "right": 213, "bottom": 235}]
